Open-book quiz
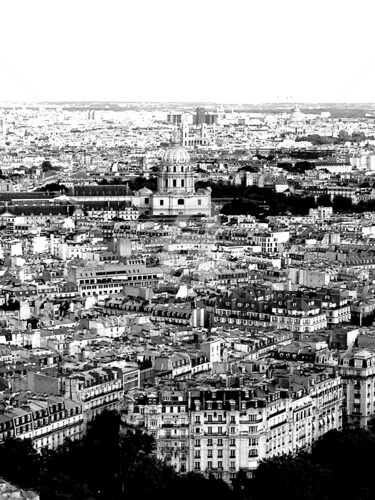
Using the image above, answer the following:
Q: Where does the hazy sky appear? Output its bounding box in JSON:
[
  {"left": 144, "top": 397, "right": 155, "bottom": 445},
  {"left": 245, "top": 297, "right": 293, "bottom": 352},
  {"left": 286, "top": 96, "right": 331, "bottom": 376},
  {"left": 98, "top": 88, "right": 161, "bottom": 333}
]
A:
[{"left": 1, "top": 0, "right": 375, "bottom": 103}]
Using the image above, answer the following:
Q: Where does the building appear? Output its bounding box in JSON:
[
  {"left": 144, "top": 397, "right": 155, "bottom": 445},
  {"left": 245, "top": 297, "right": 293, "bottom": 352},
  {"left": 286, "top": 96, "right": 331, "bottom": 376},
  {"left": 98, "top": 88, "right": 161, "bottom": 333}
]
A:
[
  {"left": 67, "top": 259, "right": 162, "bottom": 297},
  {"left": 0, "top": 396, "right": 83, "bottom": 451},
  {"left": 339, "top": 348, "right": 375, "bottom": 428},
  {"left": 124, "top": 372, "right": 343, "bottom": 482},
  {"left": 151, "top": 132, "right": 211, "bottom": 217},
  {"left": 180, "top": 123, "right": 209, "bottom": 149}
]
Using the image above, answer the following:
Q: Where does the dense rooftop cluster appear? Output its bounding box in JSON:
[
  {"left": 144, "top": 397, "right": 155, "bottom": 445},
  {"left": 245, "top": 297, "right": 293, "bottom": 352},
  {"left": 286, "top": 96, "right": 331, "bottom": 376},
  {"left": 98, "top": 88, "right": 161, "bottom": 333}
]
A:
[{"left": 1, "top": 103, "right": 375, "bottom": 489}]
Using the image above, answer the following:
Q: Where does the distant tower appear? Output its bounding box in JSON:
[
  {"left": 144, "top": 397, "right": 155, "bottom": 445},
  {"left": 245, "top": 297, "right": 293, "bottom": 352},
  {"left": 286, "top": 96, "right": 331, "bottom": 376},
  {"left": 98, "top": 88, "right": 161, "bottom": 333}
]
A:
[
  {"left": 196, "top": 107, "right": 206, "bottom": 125},
  {"left": 0, "top": 115, "right": 6, "bottom": 137},
  {"left": 181, "top": 122, "right": 189, "bottom": 147}
]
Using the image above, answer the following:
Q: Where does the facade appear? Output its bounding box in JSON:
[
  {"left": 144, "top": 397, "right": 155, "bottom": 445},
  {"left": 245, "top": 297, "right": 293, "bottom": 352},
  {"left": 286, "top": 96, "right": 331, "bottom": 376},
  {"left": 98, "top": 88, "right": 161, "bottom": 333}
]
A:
[
  {"left": 124, "top": 372, "right": 343, "bottom": 482},
  {"left": 339, "top": 348, "right": 375, "bottom": 428},
  {"left": 64, "top": 365, "right": 139, "bottom": 423},
  {"left": 67, "top": 260, "right": 162, "bottom": 298},
  {"left": 0, "top": 397, "right": 83, "bottom": 451},
  {"left": 214, "top": 289, "right": 329, "bottom": 333}
]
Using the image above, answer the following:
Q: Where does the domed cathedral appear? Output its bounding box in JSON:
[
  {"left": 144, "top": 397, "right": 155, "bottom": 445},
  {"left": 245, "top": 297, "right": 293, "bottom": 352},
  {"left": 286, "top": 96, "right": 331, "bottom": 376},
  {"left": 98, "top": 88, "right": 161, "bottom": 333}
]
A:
[
  {"left": 151, "top": 129, "right": 211, "bottom": 217},
  {"left": 289, "top": 105, "right": 306, "bottom": 136}
]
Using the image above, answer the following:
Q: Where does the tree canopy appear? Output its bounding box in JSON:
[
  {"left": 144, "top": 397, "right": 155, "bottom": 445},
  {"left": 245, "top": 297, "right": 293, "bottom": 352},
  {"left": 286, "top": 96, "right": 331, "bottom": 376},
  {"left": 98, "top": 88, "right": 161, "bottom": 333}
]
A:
[{"left": 3, "top": 411, "right": 375, "bottom": 500}]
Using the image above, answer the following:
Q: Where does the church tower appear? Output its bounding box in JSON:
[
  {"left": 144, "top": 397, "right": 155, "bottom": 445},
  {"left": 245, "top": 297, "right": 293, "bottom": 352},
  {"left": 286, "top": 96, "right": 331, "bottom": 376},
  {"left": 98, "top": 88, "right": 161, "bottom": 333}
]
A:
[{"left": 151, "top": 129, "right": 211, "bottom": 218}]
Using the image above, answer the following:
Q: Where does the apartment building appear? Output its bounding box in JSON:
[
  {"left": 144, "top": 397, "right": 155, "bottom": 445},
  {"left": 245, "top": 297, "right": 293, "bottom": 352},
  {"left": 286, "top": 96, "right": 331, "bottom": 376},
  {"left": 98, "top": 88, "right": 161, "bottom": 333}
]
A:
[
  {"left": 0, "top": 396, "right": 83, "bottom": 451},
  {"left": 124, "top": 371, "right": 343, "bottom": 482},
  {"left": 64, "top": 365, "right": 139, "bottom": 422},
  {"left": 339, "top": 348, "right": 375, "bottom": 428},
  {"left": 214, "top": 289, "right": 328, "bottom": 333},
  {"left": 67, "top": 260, "right": 162, "bottom": 298}
]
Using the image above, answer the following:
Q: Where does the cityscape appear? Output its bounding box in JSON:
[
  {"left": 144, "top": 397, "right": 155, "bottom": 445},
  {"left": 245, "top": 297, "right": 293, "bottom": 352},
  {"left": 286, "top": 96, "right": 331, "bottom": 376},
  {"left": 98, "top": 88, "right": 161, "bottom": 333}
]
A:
[
  {"left": 3, "top": 0, "right": 375, "bottom": 499},
  {"left": 0, "top": 100, "right": 375, "bottom": 498}
]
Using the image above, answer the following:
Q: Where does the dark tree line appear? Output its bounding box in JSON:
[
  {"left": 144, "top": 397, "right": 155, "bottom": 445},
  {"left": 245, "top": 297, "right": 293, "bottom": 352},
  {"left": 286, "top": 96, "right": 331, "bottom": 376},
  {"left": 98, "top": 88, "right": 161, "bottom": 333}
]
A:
[
  {"left": 296, "top": 131, "right": 368, "bottom": 145},
  {"left": 3, "top": 411, "right": 375, "bottom": 500}
]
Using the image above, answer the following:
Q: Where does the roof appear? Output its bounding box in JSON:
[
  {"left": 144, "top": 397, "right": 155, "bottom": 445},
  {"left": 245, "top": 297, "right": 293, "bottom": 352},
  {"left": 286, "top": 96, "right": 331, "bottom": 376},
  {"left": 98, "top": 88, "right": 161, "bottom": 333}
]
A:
[
  {"left": 0, "top": 205, "right": 75, "bottom": 217},
  {"left": 69, "top": 185, "right": 133, "bottom": 197}
]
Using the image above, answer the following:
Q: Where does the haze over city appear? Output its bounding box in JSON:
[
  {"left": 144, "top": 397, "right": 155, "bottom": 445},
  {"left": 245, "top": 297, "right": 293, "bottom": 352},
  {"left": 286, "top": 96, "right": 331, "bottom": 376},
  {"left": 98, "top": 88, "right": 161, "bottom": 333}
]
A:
[{"left": 1, "top": 0, "right": 375, "bottom": 103}]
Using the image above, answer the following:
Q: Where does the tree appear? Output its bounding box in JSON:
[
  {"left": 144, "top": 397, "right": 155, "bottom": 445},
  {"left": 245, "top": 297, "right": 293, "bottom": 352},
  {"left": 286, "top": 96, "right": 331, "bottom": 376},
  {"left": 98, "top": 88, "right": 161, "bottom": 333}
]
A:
[
  {"left": 311, "top": 428, "right": 375, "bottom": 500},
  {"left": 39, "top": 183, "right": 67, "bottom": 193},
  {"left": 317, "top": 194, "right": 332, "bottom": 206},
  {"left": 0, "top": 437, "right": 41, "bottom": 491},
  {"left": 250, "top": 453, "right": 331, "bottom": 500},
  {"left": 41, "top": 160, "right": 56, "bottom": 172},
  {"left": 332, "top": 195, "right": 353, "bottom": 213}
]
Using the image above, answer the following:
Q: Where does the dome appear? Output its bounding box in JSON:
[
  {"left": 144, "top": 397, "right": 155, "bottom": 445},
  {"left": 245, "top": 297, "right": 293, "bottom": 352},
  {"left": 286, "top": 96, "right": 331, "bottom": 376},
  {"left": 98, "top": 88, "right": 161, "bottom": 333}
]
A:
[
  {"left": 162, "top": 144, "right": 190, "bottom": 165},
  {"left": 138, "top": 187, "right": 153, "bottom": 195},
  {"left": 290, "top": 105, "right": 305, "bottom": 123}
]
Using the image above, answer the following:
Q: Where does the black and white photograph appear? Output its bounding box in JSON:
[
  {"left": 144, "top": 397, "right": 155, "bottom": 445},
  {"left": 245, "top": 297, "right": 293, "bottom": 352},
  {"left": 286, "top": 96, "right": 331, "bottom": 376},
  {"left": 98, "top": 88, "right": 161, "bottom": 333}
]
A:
[{"left": 0, "top": 1, "right": 375, "bottom": 499}]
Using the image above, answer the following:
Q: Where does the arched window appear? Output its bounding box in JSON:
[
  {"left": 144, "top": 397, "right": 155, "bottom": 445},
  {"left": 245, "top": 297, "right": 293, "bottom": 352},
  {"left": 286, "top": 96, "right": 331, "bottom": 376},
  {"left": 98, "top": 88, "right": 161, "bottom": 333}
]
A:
[{"left": 178, "top": 199, "right": 184, "bottom": 205}]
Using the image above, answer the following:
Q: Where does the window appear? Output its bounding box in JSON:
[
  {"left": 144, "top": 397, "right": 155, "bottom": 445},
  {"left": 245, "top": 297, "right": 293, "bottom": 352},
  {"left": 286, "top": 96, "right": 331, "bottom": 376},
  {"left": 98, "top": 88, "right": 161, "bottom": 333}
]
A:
[
  {"left": 160, "top": 200, "right": 164, "bottom": 206},
  {"left": 144, "top": 198, "right": 149, "bottom": 205},
  {"left": 207, "top": 450, "right": 213, "bottom": 458},
  {"left": 230, "top": 439, "right": 236, "bottom": 446},
  {"left": 230, "top": 450, "right": 236, "bottom": 458},
  {"left": 198, "top": 199, "right": 202, "bottom": 206},
  {"left": 195, "top": 416, "right": 200, "bottom": 423},
  {"left": 207, "top": 461, "right": 212, "bottom": 470},
  {"left": 177, "top": 199, "right": 184, "bottom": 205},
  {"left": 194, "top": 450, "right": 201, "bottom": 458},
  {"left": 218, "top": 439, "right": 223, "bottom": 446},
  {"left": 208, "top": 439, "right": 213, "bottom": 446},
  {"left": 195, "top": 462, "right": 200, "bottom": 470},
  {"left": 173, "top": 180, "right": 177, "bottom": 187},
  {"left": 181, "top": 179, "right": 185, "bottom": 187},
  {"left": 218, "top": 449, "right": 223, "bottom": 458}
]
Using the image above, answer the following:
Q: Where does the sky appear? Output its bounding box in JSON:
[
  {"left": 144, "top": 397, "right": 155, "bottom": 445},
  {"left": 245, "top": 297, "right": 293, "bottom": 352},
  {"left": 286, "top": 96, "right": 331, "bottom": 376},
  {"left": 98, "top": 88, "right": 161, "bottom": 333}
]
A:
[{"left": 1, "top": 0, "right": 375, "bottom": 103}]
